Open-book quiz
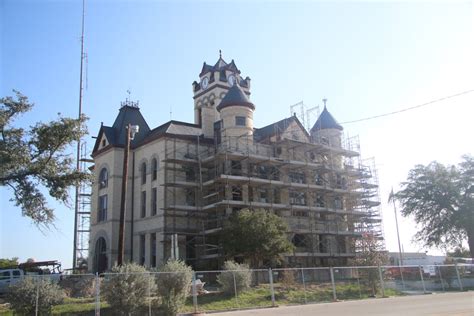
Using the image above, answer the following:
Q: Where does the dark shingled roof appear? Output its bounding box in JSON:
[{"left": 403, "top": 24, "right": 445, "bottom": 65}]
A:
[
  {"left": 111, "top": 105, "right": 151, "bottom": 146},
  {"left": 216, "top": 84, "right": 255, "bottom": 111},
  {"left": 310, "top": 107, "right": 343, "bottom": 131},
  {"left": 200, "top": 57, "right": 240, "bottom": 77},
  {"left": 254, "top": 115, "right": 308, "bottom": 141},
  {"left": 92, "top": 105, "right": 151, "bottom": 153}
]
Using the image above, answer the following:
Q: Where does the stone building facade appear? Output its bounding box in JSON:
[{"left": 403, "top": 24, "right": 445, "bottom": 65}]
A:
[{"left": 89, "top": 55, "right": 382, "bottom": 272}]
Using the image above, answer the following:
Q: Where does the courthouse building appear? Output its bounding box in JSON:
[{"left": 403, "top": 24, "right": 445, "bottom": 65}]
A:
[{"left": 89, "top": 55, "right": 382, "bottom": 272}]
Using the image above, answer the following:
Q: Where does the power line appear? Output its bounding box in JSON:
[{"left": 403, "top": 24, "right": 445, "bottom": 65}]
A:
[{"left": 340, "top": 89, "right": 474, "bottom": 124}]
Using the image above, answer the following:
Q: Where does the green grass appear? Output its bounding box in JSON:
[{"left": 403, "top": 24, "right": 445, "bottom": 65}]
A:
[{"left": 0, "top": 283, "right": 405, "bottom": 315}]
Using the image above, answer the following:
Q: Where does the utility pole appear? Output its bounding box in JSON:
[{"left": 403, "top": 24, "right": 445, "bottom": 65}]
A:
[
  {"left": 118, "top": 125, "right": 130, "bottom": 265},
  {"left": 117, "top": 123, "right": 139, "bottom": 265}
]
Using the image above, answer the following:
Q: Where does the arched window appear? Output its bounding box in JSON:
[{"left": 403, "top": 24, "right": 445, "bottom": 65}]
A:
[
  {"left": 94, "top": 237, "right": 107, "bottom": 274},
  {"left": 99, "top": 168, "right": 108, "bottom": 189},
  {"left": 152, "top": 158, "right": 158, "bottom": 181},
  {"left": 141, "top": 162, "right": 147, "bottom": 184}
]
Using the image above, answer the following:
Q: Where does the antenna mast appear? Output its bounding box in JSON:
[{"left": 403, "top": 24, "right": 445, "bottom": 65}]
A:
[{"left": 73, "top": 0, "right": 87, "bottom": 271}]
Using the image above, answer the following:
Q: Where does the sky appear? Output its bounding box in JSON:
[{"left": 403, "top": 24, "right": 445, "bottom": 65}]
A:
[{"left": 1, "top": 0, "right": 473, "bottom": 269}]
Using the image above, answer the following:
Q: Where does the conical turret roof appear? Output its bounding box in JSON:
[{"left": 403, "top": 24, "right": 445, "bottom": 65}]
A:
[
  {"left": 216, "top": 84, "right": 255, "bottom": 111},
  {"left": 311, "top": 106, "right": 343, "bottom": 131}
]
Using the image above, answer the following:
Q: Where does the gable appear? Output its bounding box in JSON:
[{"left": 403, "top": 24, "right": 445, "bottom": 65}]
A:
[{"left": 280, "top": 120, "right": 309, "bottom": 142}]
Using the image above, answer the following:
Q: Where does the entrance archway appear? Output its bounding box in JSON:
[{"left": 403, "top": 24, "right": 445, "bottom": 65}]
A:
[{"left": 94, "top": 237, "right": 108, "bottom": 273}]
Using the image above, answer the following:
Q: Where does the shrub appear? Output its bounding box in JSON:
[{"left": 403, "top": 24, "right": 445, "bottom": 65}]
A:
[
  {"left": 59, "top": 275, "right": 96, "bottom": 298},
  {"left": 217, "top": 261, "right": 252, "bottom": 295},
  {"left": 156, "top": 260, "right": 193, "bottom": 316},
  {"left": 7, "top": 277, "right": 65, "bottom": 315},
  {"left": 102, "top": 263, "right": 156, "bottom": 315}
]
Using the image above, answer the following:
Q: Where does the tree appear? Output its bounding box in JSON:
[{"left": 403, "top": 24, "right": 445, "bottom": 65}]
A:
[
  {"left": 447, "top": 247, "right": 471, "bottom": 258},
  {"left": 0, "top": 91, "right": 88, "bottom": 227},
  {"left": 220, "top": 209, "right": 294, "bottom": 268},
  {"left": 349, "top": 233, "right": 388, "bottom": 296},
  {"left": 0, "top": 257, "right": 19, "bottom": 269},
  {"left": 394, "top": 155, "right": 474, "bottom": 258}
]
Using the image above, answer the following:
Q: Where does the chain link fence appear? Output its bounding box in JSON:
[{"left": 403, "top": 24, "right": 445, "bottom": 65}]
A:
[{"left": 2, "top": 264, "right": 472, "bottom": 315}]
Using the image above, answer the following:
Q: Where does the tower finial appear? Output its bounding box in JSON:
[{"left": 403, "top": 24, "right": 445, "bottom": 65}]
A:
[
  {"left": 219, "top": 49, "right": 222, "bottom": 59},
  {"left": 323, "top": 98, "right": 327, "bottom": 109}
]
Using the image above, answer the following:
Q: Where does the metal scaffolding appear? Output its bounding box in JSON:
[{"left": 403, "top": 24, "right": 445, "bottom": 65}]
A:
[{"left": 160, "top": 122, "right": 383, "bottom": 268}]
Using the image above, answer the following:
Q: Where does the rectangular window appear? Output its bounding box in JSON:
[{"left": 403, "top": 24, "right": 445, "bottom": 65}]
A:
[
  {"left": 152, "top": 188, "right": 157, "bottom": 216},
  {"left": 289, "top": 190, "right": 306, "bottom": 205},
  {"left": 0, "top": 271, "right": 10, "bottom": 280},
  {"left": 185, "top": 189, "right": 195, "bottom": 206},
  {"left": 272, "top": 188, "right": 281, "bottom": 204},
  {"left": 232, "top": 186, "right": 242, "bottom": 201},
  {"left": 230, "top": 160, "right": 242, "bottom": 176},
  {"left": 289, "top": 172, "right": 306, "bottom": 184},
  {"left": 334, "top": 197, "right": 343, "bottom": 210},
  {"left": 258, "top": 188, "right": 269, "bottom": 203},
  {"left": 235, "top": 116, "right": 246, "bottom": 126},
  {"left": 140, "top": 235, "right": 146, "bottom": 265},
  {"left": 150, "top": 233, "right": 157, "bottom": 268},
  {"left": 315, "top": 194, "right": 325, "bottom": 208},
  {"left": 141, "top": 191, "right": 146, "bottom": 218},
  {"left": 98, "top": 195, "right": 108, "bottom": 222}
]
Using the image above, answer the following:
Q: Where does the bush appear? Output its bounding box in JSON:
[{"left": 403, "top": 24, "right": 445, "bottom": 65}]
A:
[
  {"left": 156, "top": 260, "right": 193, "bottom": 316},
  {"left": 7, "top": 277, "right": 65, "bottom": 315},
  {"left": 102, "top": 263, "right": 156, "bottom": 315},
  {"left": 217, "top": 261, "right": 252, "bottom": 295},
  {"left": 59, "top": 275, "right": 96, "bottom": 298}
]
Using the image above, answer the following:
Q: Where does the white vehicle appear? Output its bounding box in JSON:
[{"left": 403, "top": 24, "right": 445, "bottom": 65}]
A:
[
  {"left": 0, "top": 269, "right": 24, "bottom": 294},
  {"left": 0, "top": 260, "right": 62, "bottom": 295}
]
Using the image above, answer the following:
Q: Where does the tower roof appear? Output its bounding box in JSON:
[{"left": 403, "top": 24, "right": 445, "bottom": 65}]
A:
[
  {"left": 216, "top": 83, "right": 255, "bottom": 111},
  {"left": 199, "top": 55, "right": 240, "bottom": 77},
  {"left": 311, "top": 106, "right": 343, "bottom": 131}
]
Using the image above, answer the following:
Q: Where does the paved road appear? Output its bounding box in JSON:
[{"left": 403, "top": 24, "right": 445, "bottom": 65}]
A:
[{"left": 209, "top": 292, "right": 474, "bottom": 316}]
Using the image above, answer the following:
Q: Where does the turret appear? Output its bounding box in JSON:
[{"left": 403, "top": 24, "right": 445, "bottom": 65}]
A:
[
  {"left": 310, "top": 99, "right": 343, "bottom": 148},
  {"left": 216, "top": 83, "right": 255, "bottom": 141}
]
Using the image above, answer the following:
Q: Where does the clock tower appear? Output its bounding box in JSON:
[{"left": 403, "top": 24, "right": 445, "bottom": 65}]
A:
[{"left": 192, "top": 52, "right": 251, "bottom": 138}]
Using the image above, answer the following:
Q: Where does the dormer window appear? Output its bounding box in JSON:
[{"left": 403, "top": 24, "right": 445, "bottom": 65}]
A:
[
  {"left": 235, "top": 116, "right": 246, "bottom": 126},
  {"left": 99, "top": 168, "right": 108, "bottom": 189},
  {"left": 101, "top": 139, "right": 106, "bottom": 147}
]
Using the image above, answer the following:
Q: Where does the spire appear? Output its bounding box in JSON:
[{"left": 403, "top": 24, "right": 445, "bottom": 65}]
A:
[
  {"left": 219, "top": 49, "right": 222, "bottom": 59},
  {"left": 216, "top": 83, "right": 255, "bottom": 111},
  {"left": 311, "top": 101, "right": 343, "bottom": 131}
]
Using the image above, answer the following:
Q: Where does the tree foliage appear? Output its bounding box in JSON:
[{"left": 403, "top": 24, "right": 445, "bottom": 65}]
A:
[
  {"left": 102, "top": 263, "right": 155, "bottom": 316},
  {"left": 394, "top": 155, "right": 474, "bottom": 258},
  {"left": 217, "top": 261, "right": 252, "bottom": 295},
  {"left": 220, "top": 209, "right": 294, "bottom": 268},
  {"left": 0, "top": 257, "right": 19, "bottom": 269},
  {"left": 155, "top": 259, "right": 193, "bottom": 316},
  {"left": 7, "top": 277, "right": 65, "bottom": 315},
  {"left": 0, "top": 91, "right": 88, "bottom": 226}
]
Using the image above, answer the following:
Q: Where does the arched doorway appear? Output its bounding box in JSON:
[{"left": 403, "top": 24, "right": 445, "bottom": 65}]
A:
[{"left": 94, "top": 237, "right": 108, "bottom": 273}]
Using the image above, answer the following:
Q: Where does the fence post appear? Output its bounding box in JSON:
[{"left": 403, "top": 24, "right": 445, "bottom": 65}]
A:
[
  {"left": 378, "top": 265, "right": 385, "bottom": 297},
  {"left": 437, "top": 265, "right": 445, "bottom": 292},
  {"left": 35, "top": 277, "right": 39, "bottom": 316},
  {"left": 232, "top": 271, "right": 239, "bottom": 308},
  {"left": 301, "top": 268, "right": 307, "bottom": 304},
  {"left": 455, "top": 263, "right": 463, "bottom": 291},
  {"left": 95, "top": 273, "right": 100, "bottom": 316},
  {"left": 268, "top": 268, "right": 276, "bottom": 307},
  {"left": 330, "top": 267, "right": 337, "bottom": 301},
  {"left": 419, "top": 265, "right": 426, "bottom": 294},
  {"left": 192, "top": 272, "right": 198, "bottom": 313},
  {"left": 148, "top": 272, "right": 152, "bottom": 316}
]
